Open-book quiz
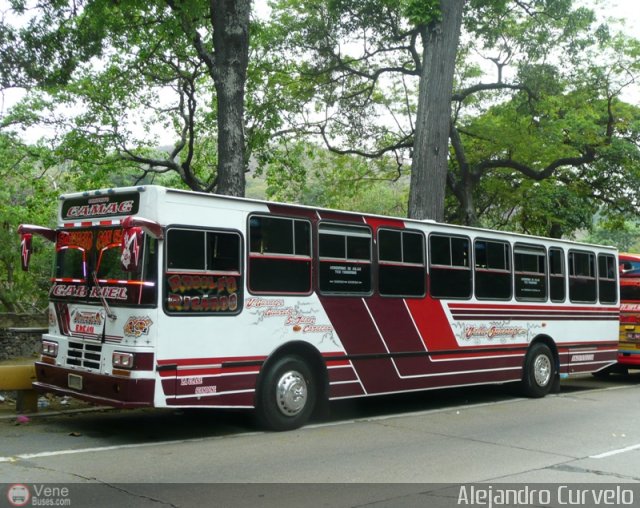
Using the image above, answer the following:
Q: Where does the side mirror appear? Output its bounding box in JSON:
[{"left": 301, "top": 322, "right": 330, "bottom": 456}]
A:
[
  {"left": 18, "top": 224, "right": 57, "bottom": 272},
  {"left": 20, "top": 233, "right": 32, "bottom": 271},
  {"left": 121, "top": 227, "right": 144, "bottom": 273}
]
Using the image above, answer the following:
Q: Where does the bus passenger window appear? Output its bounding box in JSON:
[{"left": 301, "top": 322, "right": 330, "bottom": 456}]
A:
[
  {"left": 569, "top": 250, "right": 596, "bottom": 303},
  {"left": 514, "top": 245, "right": 547, "bottom": 301},
  {"left": 429, "top": 234, "right": 471, "bottom": 298},
  {"left": 378, "top": 229, "right": 425, "bottom": 297},
  {"left": 248, "top": 215, "right": 312, "bottom": 294},
  {"left": 549, "top": 247, "right": 566, "bottom": 302},
  {"left": 207, "top": 232, "right": 241, "bottom": 273},
  {"left": 167, "top": 229, "right": 205, "bottom": 270},
  {"left": 475, "top": 239, "right": 511, "bottom": 300},
  {"left": 598, "top": 253, "right": 617, "bottom": 304},
  {"left": 318, "top": 223, "right": 372, "bottom": 294}
]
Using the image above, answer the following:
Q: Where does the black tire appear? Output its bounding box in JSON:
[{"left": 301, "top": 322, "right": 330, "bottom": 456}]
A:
[
  {"left": 521, "top": 343, "right": 555, "bottom": 398},
  {"left": 256, "top": 355, "right": 316, "bottom": 431}
]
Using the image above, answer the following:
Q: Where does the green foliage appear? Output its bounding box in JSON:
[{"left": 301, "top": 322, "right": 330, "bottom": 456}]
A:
[
  {"left": 585, "top": 217, "right": 640, "bottom": 252},
  {"left": 473, "top": 175, "right": 596, "bottom": 238},
  {"left": 1, "top": 0, "right": 640, "bottom": 295},
  {"left": 261, "top": 140, "right": 409, "bottom": 216},
  {"left": 402, "top": 0, "right": 442, "bottom": 26},
  {"left": 0, "top": 134, "right": 58, "bottom": 312}
]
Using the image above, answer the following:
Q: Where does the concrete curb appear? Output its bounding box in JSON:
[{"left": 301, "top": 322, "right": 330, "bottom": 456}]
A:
[{"left": 0, "top": 406, "right": 110, "bottom": 421}]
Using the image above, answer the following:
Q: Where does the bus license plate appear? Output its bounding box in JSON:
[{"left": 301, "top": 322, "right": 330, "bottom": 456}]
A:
[{"left": 68, "top": 374, "right": 83, "bottom": 391}]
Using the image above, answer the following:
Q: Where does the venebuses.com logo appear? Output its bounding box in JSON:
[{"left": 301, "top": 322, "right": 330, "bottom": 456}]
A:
[
  {"left": 6, "top": 484, "right": 71, "bottom": 507},
  {"left": 6, "top": 485, "right": 29, "bottom": 507}
]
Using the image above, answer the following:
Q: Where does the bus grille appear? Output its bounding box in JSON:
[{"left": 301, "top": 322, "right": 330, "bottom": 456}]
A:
[{"left": 67, "top": 341, "right": 102, "bottom": 370}]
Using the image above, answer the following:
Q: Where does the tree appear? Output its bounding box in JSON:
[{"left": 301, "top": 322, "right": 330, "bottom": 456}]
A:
[
  {"left": 265, "top": 0, "right": 640, "bottom": 232},
  {"left": 266, "top": 0, "right": 464, "bottom": 220},
  {"left": 166, "top": 0, "right": 251, "bottom": 195},
  {"left": 447, "top": 2, "right": 640, "bottom": 232},
  {"left": 0, "top": 0, "right": 252, "bottom": 196},
  {"left": 0, "top": 134, "right": 58, "bottom": 312},
  {"left": 407, "top": 0, "right": 464, "bottom": 221}
]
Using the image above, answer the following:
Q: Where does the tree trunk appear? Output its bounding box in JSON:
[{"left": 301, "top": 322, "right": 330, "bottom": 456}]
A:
[
  {"left": 408, "top": 0, "right": 465, "bottom": 221},
  {"left": 211, "top": 0, "right": 250, "bottom": 197}
]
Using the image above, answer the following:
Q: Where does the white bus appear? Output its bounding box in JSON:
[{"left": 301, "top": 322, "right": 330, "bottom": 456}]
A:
[{"left": 19, "top": 185, "right": 619, "bottom": 430}]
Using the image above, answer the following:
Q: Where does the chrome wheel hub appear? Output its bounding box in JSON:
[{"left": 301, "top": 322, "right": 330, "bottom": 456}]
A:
[
  {"left": 534, "top": 354, "right": 551, "bottom": 387},
  {"left": 276, "top": 370, "right": 307, "bottom": 416}
]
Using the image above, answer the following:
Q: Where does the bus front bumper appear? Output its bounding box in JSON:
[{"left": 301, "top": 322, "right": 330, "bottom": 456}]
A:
[{"left": 33, "top": 362, "right": 155, "bottom": 409}]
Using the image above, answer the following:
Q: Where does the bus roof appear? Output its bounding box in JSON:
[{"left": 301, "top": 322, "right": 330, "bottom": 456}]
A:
[{"left": 59, "top": 185, "right": 617, "bottom": 252}]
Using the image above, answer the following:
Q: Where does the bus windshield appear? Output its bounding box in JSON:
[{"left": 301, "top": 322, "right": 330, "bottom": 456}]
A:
[{"left": 51, "top": 227, "right": 157, "bottom": 306}]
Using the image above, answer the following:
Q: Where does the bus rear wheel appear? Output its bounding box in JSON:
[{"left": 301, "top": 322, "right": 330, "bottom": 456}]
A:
[
  {"left": 521, "top": 343, "right": 555, "bottom": 398},
  {"left": 256, "top": 355, "right": 316, "bottom": 431}
]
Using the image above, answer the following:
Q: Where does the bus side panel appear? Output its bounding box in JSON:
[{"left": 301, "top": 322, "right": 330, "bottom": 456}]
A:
[
  {"left": 319, "top": 296, "right": 524, "bottom": 398},
  {"left": 153, "top": 295, "right": 343, "bottom": 409}
]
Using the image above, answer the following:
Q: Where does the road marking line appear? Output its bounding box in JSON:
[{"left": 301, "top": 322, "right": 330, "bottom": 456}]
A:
[
  {"left": 0, "top": 399, "right": 521, "bottom": 463},
  {"left": 0, "top": 432, "right": 265, "bottom": 464},
  {"left": 590, "top": 443, "right": 640, "bottom": 459},
  {"left": 0, "top": 382, "right": 632, "bottom": 463}
]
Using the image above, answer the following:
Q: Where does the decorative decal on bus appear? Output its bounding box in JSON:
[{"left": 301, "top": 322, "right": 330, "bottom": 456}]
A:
[
  {"left": 124, "top": 316, "right": 153, "bottom": 338},
  {"left": 71, "top": 310, "right": 103, "bottom": 334},
  {"left": 246, "top": 297, "right": 335, "bottom": 335},
  {"left": 58, "top": 230, "right": 93, "bottom": 250},
  {"left": 452, "top": 321, "right": 537, "bottom": 344},
  {"left": 461, "top": 324, "right": 528, "bottom": 341},
  {"left": 61, "top": 193, "right": 140, "bottom": 220},
  {"left": 166, "top": 274, "right": 239, "bottom": 313}
]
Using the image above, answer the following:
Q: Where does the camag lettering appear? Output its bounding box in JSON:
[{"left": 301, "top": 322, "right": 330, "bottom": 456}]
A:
[{"left": 66, "top": 200, "right": 134, "bottom": 218}]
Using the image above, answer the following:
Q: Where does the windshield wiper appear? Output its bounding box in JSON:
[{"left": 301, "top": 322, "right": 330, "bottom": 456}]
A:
[{"left": 92, "top": 270, "right": 117, "bottom": 320}]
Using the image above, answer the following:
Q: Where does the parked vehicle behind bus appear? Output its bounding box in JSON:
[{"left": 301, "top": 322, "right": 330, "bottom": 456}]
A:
[
  {"left": 617, "top": 252, "right": 640, "bottom": 372},
  {"left": 19, "top": 186, "right": 619, "bottom": 430}
]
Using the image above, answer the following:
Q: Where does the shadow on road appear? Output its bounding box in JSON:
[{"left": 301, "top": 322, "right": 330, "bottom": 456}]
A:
[{"left": 2, "top": 371, "right": 638, "bottom": 450}]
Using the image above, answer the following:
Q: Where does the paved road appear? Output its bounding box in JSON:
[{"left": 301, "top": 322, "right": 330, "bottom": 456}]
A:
[{"left": 1, "top": 373, "right": 639, "bottom": 507}]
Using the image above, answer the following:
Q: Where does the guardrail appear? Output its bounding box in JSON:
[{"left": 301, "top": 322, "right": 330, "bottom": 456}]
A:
[{"left": 0, "top": 361, "right": 38, "bottom": 412}]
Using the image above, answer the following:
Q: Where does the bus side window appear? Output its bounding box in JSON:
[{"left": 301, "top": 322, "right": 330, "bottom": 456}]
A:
[
  {"left": 378, "top": 229, "right": 425, "bottom": 297},
  {"left": 167, "top": 229, "right": 205, "bottom": 270},
  {"left": 568, "top": 250, "right": 596, "bottom": 303},
  {"left": 318, "top": 223, "right": 372, "bottom": 294},
  {"left": 248, "top": 215, "right": 311, "bottom": 294},
  {"left": 598, "top": 253, "right": 617, "bottom": 304},
  {"left": 207, "top": 232, "right": 241, "bottom": 273},
  {"left": 549, "top": 247, "right": 565, "bottom": 302},
  {"left": 514, "top": 244, "right": 547, "bottom": 301},
  {"left": 474, "top": 239, "right": 512, "bottom": 300},
  {"left": 429, "top": 234, "right": 471, "bottom": 299}
]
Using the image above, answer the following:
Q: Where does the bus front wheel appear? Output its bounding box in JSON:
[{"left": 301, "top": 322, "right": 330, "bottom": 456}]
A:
[
  {"left": 256, "top": 355, "right": 316, "bottom": 431},
  {"left": 521, "top": 343, "right": 555, "bottom": 398}
]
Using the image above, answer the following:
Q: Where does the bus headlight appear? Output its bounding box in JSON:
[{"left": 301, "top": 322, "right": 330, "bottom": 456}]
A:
[
  {"left": 112, "top": 351, "right": 135, "bottom": 369},
  {"left": 42, "top": 340, "right": 58, "bottom": 358}
]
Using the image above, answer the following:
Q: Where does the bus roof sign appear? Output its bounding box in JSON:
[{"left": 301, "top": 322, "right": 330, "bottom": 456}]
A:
[{"left": 61, "top": 192, "right": 140, "bottom": 221}]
